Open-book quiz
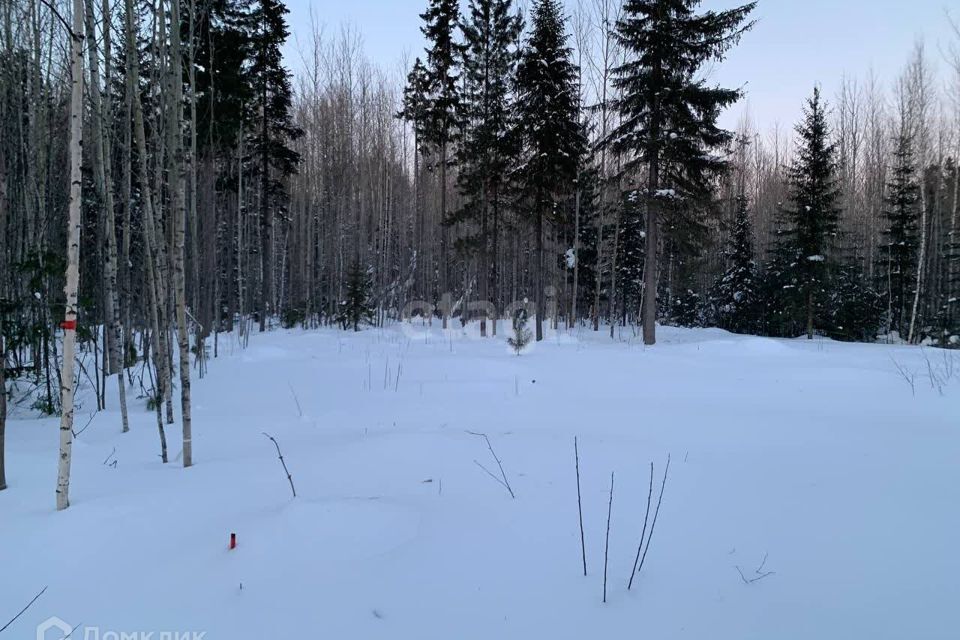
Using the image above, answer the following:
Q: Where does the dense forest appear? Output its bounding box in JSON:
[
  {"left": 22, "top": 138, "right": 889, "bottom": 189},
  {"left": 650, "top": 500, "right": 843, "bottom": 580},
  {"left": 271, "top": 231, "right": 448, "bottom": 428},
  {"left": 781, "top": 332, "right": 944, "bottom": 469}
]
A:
[{"left": 1, "top": 0, "right": 959, "bottom": 504}]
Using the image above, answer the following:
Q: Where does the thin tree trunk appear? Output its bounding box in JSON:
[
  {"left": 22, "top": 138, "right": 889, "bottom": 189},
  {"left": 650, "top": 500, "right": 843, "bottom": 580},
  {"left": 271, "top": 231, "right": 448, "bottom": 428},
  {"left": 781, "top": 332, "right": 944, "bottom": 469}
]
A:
[
  {"left": 536, "top": 203, "right": 544, "bottom": 341},
  {"left": 908, "top": 182, "right": 928, "bottom": 343},
  {"left": 169, "top": 0, "right": 193, "bottom": 466},
  {"left": 237, "top": 127, "right": 246, "bottom": 344},
  {"left": 609, "top": 190, "right": 622, "bottom": 339},
  {"left": 0, "top": 334, "right": 7, "bottom": 491},
  {"left": 121, "top": 0, "right": 133, "bottom": 374},
  {"left": 85, "top": 0, "right": 129, "bottom": 432},
  {"left": 491, "top": 186, "right": 499, "bottom": 336},
  {"left": 188, "top": 0, "right": 203, "bottom": 376},
  {"left": 643, "top": 186, "right": 659, "bottom": 345},
  {"left": 571, "top": 179, "right": 581, "bottom": 328},
  {"left": 440, "top": 139, "right": 448, "bottom": 329},
  {"left": 56, "top": 0, "right": 85, "bottom": 511},
  {"left": 126, "top": 0, "right": 169, "bottom": 459}
]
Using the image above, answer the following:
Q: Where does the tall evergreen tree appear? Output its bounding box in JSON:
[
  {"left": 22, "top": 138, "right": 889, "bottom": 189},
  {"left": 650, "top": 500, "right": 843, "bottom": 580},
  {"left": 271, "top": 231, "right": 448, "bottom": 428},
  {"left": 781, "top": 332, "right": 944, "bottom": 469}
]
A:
[
  {"left": 399, "top": 57, "right": 431, "bottom": 296},
  {"left": 778, "top": 87, "right": 842, "bottom": 339},
  {"left": 248, "top": 0, "right": 301, "bottom": 331},
  {"left": 877, "top": 129, "right": 921, "bottom": 338},
  {"left": 515, "top": 0, "right": 584, "bottom": 341},
  {"left": 453, "top": 0, "right": 522, "bottom": 337},
  {"left": 419, "top": 0, "right": 463, "bottom": 305},
  {"left": 609, "top": 0, "right": 756, "bottom": 345}
]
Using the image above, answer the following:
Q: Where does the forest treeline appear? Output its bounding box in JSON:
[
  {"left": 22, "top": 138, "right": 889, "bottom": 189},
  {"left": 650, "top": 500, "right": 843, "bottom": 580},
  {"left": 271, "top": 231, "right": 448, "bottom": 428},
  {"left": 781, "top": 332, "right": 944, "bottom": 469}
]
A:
[{"left": 1, "top": 0, "right": 959, "bottom": 501}]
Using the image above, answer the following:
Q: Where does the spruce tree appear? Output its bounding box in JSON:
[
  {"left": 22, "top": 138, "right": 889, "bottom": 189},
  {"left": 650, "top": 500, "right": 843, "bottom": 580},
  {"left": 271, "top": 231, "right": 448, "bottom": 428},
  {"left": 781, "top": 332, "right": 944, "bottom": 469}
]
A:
[
  {"left": 609, "top": 0, "right": 756, "bottom": 345},
  {"left": 758, "top": 226, "right": 805, "bottom": 338},
  {"left": 826, "top": 259, "right": 883, "bottom": 342},
  {"left": 453, "top": 0, "right": 522, "bottom": 337},
  {"left": 708, "top": 196, "right": 759, "bottom": 334},
  {"left": 399, "top": 57, "right": 431, "bottom": 297},
  {"left": 339, "top": 262, "right": 375, "bottom": 332},
  {"left": 515, "top": 0, "right": 584, "bottom": 341},
  {"left": 878, "top": 129, "right": 920, "bottom": 339},
  {"left": 400, "top": 58, "right": 431, "bottom": 149},
  {"left": 778, "top": 87, "right": 842, "bottom": 339},
  {"left": 507, "top": 306, "right": 533, "bottom": 354},
  {"left": 248, "top": 0, "right": 301, "bottom": 331},
  {"left": 419, "top": 0, "right": 463, "bottom": 302}
]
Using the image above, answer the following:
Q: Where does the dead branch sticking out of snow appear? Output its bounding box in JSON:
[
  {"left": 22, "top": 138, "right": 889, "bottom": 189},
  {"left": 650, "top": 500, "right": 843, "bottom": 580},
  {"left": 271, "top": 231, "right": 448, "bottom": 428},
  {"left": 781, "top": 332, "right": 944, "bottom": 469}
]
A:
[
  {"left": 575, "top": 437, "right": 587, "bottom": 576},
  {"left": 603, "top": 471, "right": 614, "bottom": 604},
  {"left": 287, "top": 382, "right": 303, "bottom": 418},
  {"left": 890, "top": 357, "right": 917, "bottom": 397},
  {"left": 467, "top": 431, "right": 515, "bottom": 499},
  {"left": 920, "top": 348, "right": 957, "bottom": 396},
  {"left": 628, "top": 461, "right": 655, "bottom": 590},
  {"left": 263, "top": 432, "right": 297, "bottom": 498},
  {"left": 0, "top": 586, "right": 47, "bottom": 634},
  {"left": 634, "top": 454, "right": 671, "bottom": 582}
]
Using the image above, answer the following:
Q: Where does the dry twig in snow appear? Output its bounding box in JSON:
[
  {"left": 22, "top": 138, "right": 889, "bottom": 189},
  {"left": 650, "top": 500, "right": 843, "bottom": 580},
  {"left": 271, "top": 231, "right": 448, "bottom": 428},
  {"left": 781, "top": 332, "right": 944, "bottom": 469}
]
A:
[
  {"left": 467, "top": 431, "right": 515, "bottom": 498},
  {"left": 263, "top": 432, "right": 297, "bottom": 498}
]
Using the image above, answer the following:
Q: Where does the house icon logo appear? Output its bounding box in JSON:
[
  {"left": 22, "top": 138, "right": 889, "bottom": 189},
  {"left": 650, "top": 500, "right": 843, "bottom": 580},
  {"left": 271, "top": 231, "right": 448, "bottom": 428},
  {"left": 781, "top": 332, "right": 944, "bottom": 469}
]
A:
[{"left": 36, "top": 616, "right": 73, "bottom": 640}]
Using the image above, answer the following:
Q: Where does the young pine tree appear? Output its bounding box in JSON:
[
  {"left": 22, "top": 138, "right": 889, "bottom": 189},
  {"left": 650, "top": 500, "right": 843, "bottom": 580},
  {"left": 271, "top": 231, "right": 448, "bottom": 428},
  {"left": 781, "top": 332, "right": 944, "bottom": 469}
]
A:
[
  {"left": 507, "top": 306, "right": 533, "bottom": 354},
  {"left": 878, "top": 129, "right": 921, "bottom": 339},
  {"left": 453, "top": 0, "right": 522, "bottom": 337},
  {"left": 709, "top": 196, "right": 759, "bottom": 334},
  {"left": 778, "top": 87, "right": 842, "bottom": 339},
  {"left": 339, "top": 262, "right": 375, "bottom": 332},
  {"left": 609, "top": 0, "right": 756, "bottom": 345},
  {"left": 515, "top": 0, "right": 584, "bottom": 341}
]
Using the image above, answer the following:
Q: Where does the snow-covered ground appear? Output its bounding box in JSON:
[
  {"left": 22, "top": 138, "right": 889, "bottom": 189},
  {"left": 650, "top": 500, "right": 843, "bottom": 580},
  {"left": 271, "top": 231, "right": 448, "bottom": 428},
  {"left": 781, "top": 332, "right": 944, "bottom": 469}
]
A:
[{"left": 2, "top": 324, "right": 958, "bottom": 639}]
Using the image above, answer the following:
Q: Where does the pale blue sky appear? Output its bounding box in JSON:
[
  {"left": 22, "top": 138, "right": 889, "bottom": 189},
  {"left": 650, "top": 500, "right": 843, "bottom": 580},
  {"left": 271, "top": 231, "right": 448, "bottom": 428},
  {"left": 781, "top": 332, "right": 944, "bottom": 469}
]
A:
[{"left": 282, "top": 0, "right": 958, "bottom": 130}]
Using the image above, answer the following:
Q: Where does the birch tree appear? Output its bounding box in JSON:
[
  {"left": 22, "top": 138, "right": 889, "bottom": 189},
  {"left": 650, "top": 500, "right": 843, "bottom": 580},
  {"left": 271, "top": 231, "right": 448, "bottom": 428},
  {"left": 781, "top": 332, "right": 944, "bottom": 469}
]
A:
[
  {"left": 84, "top": 0, "right": 129, "bottom": 433},
  {"left": 167, "top": 0, "right": 193, "bottom": 467},
  {"left": 56, "top": 0, "right": 85, "bottom": 511}
]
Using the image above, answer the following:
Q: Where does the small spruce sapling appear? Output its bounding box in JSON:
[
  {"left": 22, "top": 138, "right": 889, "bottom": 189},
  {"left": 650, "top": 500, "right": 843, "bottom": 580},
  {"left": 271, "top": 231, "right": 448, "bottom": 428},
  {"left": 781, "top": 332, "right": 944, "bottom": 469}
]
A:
[
  {"left": 508, "top": 306, "right": 533, "bottom": 355},
  {"left": 338, "top": 261, "right": 375, "bottom": 332}
]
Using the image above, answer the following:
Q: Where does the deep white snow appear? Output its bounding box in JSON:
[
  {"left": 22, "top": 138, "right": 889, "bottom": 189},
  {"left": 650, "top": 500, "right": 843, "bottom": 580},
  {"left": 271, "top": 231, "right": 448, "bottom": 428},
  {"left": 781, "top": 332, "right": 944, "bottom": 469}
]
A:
[{"left": 2, "top": 324, "right": 958, "bottom": 639}]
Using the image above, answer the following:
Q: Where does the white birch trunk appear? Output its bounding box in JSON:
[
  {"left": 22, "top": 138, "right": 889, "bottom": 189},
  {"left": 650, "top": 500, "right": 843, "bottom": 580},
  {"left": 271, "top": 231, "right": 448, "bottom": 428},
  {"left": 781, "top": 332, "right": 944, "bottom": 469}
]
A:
[
  {"left": 168, "top": 0, "right": 193, "bottom": 467},
  {"left": 56, "top": 0, "right": 85, "bottom": 511}
]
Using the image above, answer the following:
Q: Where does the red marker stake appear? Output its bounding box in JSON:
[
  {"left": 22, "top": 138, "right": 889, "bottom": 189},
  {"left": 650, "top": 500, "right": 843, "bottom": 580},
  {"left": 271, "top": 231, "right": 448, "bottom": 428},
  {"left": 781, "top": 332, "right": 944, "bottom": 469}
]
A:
[{"left": 229, "top": 533, "right": 237, "bottom": 550}]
